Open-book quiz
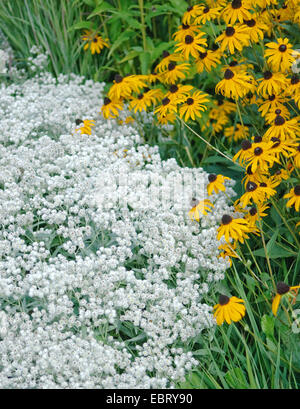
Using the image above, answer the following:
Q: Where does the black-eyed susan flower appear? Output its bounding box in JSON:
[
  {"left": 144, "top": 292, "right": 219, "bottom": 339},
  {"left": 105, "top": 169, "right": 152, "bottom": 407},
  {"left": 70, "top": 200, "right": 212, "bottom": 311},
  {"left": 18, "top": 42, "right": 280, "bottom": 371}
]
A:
[
  {"left": 268, "top": 136, "right": 298, "bottom": 158},
  {"left": 175, "top": 33, "right": 207, "bottom": 60},
  {"left": 271, "top": 168, "right": 290, "bottom": 184},
  {"left": 216, "top": 25, "right": 250, "bottom": 54},
  {"left": 272, "top": 281, "right": 300, "bottom": 316},
  {"left": 81, "top": 30, "right": 109, "bottom": 54},
  {"left": 284, "top": 185, "right": 300, "bottom": 211},
  {"left": 233, "top": 139, "right": 252, "bottom": 164},
  {"left": 207, "top": 174, "right": 230, "bottom": 195},
  {"left": 156, "top": 112, "right": 176, "bottom": 125},
  {"left": 215, "top": 68, "right": 255, "bottom": 99},
  {"left": 264, "top": 106, "right": 290, "bottom": 125},
  {"left": 173, "top": 23, "right": 200, "bottom": 42},
  {"left": 265, "top": 38, "right": 295, "bottom": 72},
  {"left": 129, "top": 88, "right": 163, "bottom": 113},
  {"left": 225, "top": 124, "right": 249, "bottom": 143},
  {"left": 165, "top": 84, "right": 193, "bottom": 104},
  {"left": 245, "top": 202, "right": 269, "bottom": 225},
  {"left": 182, "top": 4, "right": 204, "bottom": 24},
  {"left": 246, "top": 141, "right": 279, "bottom": 172},
  {"left": 195, "top": 50, "right": 221, "bottom": 73},
  {"left": 263, "top": 115, "right": 299, "bottom": 141},
  {"left": 75, "top": 119, "right": 95, "bottom": 135},
  {"left": 101, "top": 97, "right": 123, "bottom": 119},
  {"left": 194, "top": 6, "right": 221, "bottom": 24},
  {"left": 161, "top": 62, "right": 190, "bottom": 84},
  {"left": 222, "top": 0, "right": 252, "bottom": 24},
  {"left": 108, "top": 74, "right": 141, "bottom": 100},
  {"left": 218, "top": 242, "right": 239, "bottom": 266},
  {"left": 154, "top": 97, "right": 178, "bottom": 117},
  {"left": 241, "top": 15, "right": 268, "bottom": 43},
  {"left": 217, "top": 214, "right": 250, "bottom": 243},
  {"left": 257, "top": 94, "right": 288, "bottom": 117},
  {"left": 213, "top": 295, "right": 246, "bottom": 325},
  {"left": 286, "top": 75, "right": 300, "bottom": 97},
  {"left": 179, "top": 90, "right": 209, "bottom": 121},
  {"left": 188, "top": 198, "right": 214, "bottom": 221},
  {"left": 257, "top": 71, "right": 287, "bottom": 97},
  {"left": 154, "top": 51, "right": 183, "bottom": 73},
  {"left": 290, "top": 143, "right": 300, "bottom": 168},
  {"left": 240, "top": 180, "right": 276, "bottom": 207}
]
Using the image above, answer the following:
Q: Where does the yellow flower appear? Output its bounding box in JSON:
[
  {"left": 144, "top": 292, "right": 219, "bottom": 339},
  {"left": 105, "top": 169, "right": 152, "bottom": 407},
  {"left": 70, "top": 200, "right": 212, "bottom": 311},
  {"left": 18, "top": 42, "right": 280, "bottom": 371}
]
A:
[
  {"left": 173, "top": 23, "right": 200, "bottom": 42},
  {"left": 216, "top": 25, "right": 250, "bottom": 54},
  {"left": 129, "top": 88, "right": 163, "bottom": 113},
  {"left": 265, "top": 38, "right": 295, "bottom": 72},
  {"left": 165, "top": 84, "right": 193, "bottom": 104},
  {"left": 284, "top": 185, "right": 300, "bottom": 211},
  {"left": 81, "top": 30, "right": 109, "bottom": 54},
  {"left": 217, "top": 214, "right": 250, "bottom": 243},
  {"left": 175, "top": 32, "right": 207, "bottom": 60},
  {"left": 207, "top": 174, "right": 230, "bottom": 195},
  {"left": 108, "top": 74, "right": 146, "bottom": 100},
  {"left": 156, "top": 112, "right": 176, "bottom": 125},
  {"left": 182, "top": 4, "right": 204, "bottom": 24},
  {"left": 161, "top": 62, "right": 190, "bottom": 84},
  {"left": 188, "top": 198, "right": 214, "bottom": 221},
  {"left": 224, "top": 124, "right": 249, "bottom": 143},
  {"left": 263, "top": 115, "right": 299, "bottom": 141},
  {"left": 222, "top": 0, "right": 252, "bottom": 24},
  {"left": 290, "top": 143, "right": 300, "bottom": 167},
  {"left": 216, "top": 68, "right": 255, "bottom": 100},
  {"left": 218, "top": 242, "right": 239, "bottom": 266},
  {"left": 75, "top": 119, "right": 95, "bottom": 135},
  {"left": 240, "top": 180, "right": 276, "bottom": 207},
  {"left": 233, "top": 139, "right": 253, "bottom": 165},
  {"left": 195, "top": 50, "right": 221, "bottom": 73},
  {"left": 179, "top": 90, "right": 209, "bottom": 121},
  {"left": 257, "top": 94, "right": 287, "bottom": 117},
  {"left": 101, "top": 97, "right": 123, "bottom": 119},
  {"left": 194, "top": 6, "right": 221, "bottom": 24},
  {"left": 272, "top": 281, "right": 300, "bottom": 316},
  {"left": 213, "top": 295, "right": 246, "bottom": 325},
  {"left": 154, "top": 97, "right": 178, "bottom": 117},
  {"left": 154, "top": 51, "right": 183, "bottom": 73},
  {"left": 241, "top": 15, "right": 268, "bottom": 43},
  {"left": 257, "top": 71, "right": 287, "bottom": 98},
  {"left": 246, "top": 141, "right": 279, "bottom": 173}
]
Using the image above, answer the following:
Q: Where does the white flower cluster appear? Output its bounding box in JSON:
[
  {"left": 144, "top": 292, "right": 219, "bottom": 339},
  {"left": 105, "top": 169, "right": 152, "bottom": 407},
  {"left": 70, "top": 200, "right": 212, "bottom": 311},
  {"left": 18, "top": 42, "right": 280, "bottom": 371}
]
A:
[
  {"left": 0, "top": 71, "right": 236, "bottom": 388},
  {"left": 27, "top": 46, "right": 49, "bottom": 73}
]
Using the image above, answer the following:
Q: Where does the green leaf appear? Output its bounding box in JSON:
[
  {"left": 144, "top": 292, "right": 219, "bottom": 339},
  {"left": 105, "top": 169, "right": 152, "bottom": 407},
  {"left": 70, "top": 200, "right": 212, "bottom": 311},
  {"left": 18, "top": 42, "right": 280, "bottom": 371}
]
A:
[
  {"left": 139, "top": 51, "right": 151, "bottom": 74},
  {"left": 87, "top": 1, "right": 115, "bottom": 18},
  {"left": 107, "top": 30, "right": 135, "bottom": 59},
  {"left": 261, "top": 314, "right": 275, "bottom": 338},
  {"left": 68, "top": 21, "right": 96, "bottom": 32},
  {"left": 224, "top": 367, "right": 247, "bottom": 389}
]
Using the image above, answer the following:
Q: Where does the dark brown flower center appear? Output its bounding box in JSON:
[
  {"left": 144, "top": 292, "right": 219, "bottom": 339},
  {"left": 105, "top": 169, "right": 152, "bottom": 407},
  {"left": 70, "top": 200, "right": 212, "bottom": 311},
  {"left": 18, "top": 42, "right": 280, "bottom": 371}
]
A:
[
  {"left": 162, "top": 50, "right": 170, "bottom": 59},
  {"left": 274, "top": 115, "right": 285, "bottom": 126},
  {"left": 276, "top": 281, "right": 290, "bottom": 295},
  {"left": 104, "top": 97, "right": 111, "bottom": 105},
  {"left": 203, "top": 6, "right": 209, "bottom": 13},
  {"left": 263, "top": 71, "right": 272, "bottom": 80},
  {"left": 254, "top": 135, "right": 262, "bottom": 143},
  {"left": 241, "top": 139, "right": 252, "bottom": 150},
  {"left": 137, "top": 93, "right": 144, "bottom": 100},
  {"left": 271, "top": 137, "right": 280, "bottom": 147},
  {"left": 224, "top": 69, "right": 234, "bottom": 80},
  {"left": 199, "top": 51, "right": 208, "bottom": 59},
  {"left": 75, "top": 118, "right": 83, "bottom": 125},
  {"left": 187, "top": 6, "right": 193, "bottom": 12},
  {"left": 168, "top": 62, "right": 176, "bottom": 71},
  {"left": 291, "top": 75, "right": 299, "bottom": 85},
  {"left": 254, "top": 147, "right": 263, "bottom": 156},
  {"left": 279, "top": 44, "right": 287, "bottom": 52},
  {"left": 268, "top": 95, "right": 275, "bottom": 101},
  {"left": 219, "top": 294, "right": 230, "bottom": 305},
  {"left": 229, "top": 60, "right": 238, "bottom": 67},
  {"left": 225, "top": 26, "right": 235, "bottom": 37},
  {"left": 246, "top": 165, "right": 253, "bottom": 175},
  {"left": 232, "top": 0, "right": 242, "bottom": 9},
  {"left": 260, "top": 182, "right": 267, "bottom": 187},
  {"left": 185, "top": 35, "right": 194, "bottom": 44},
  {"left": 275, "top": 109, "right": 281, "bottom": 115},
  {"left": 245, "top": 19, "right": 256, "bottom": 27},
  {"left": 246, "top": 181, "right": 258, "bottom": 192},
  {"left": 170, "top": 84, "right": 178, "bottom": 93},
  {"left": 182, "top": 23, "right": 190, "bottom": 29},
  {"left": 294, "top": 185, "right": 300, "bottom": 196},
  {"left": 115, "top": 74, "right": 123, "bottom": 83},
  {"left": 190, "top": 197, "right": 199, "bottom": 207},
  {"left": 186, "top": 98, "right": 194, "bottom": 105},
  {"left": 93, "top": 38, "right": 98, "bottom": 43},
  {"left": 222, "top": 214, "right": 233, "bottom": 225},
  {"left": 297, "top": 144, "right": 300, "bottom": 152},
  {"left": 162, "top": 97, "right": 170, "bottom": 106},
  {"left": 249, "top": 207, "right": 257, "bottom": 216},
  {"left": 208, "top": 173, "right": 217, "bottom": 182}
]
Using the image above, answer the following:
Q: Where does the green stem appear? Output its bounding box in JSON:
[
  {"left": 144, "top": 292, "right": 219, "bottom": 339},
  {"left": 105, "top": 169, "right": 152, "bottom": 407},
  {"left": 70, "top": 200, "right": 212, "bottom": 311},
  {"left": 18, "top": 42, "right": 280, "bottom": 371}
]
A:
[{"left": 138, "top": 0, "right": 147, "bottom": 51}]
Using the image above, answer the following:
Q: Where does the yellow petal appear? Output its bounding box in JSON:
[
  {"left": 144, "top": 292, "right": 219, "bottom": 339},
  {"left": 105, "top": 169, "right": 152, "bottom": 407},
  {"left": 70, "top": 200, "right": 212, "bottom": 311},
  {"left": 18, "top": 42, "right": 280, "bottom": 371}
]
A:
[{"left": 272, "top": 294, "right": 281, "bottom": 316}]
